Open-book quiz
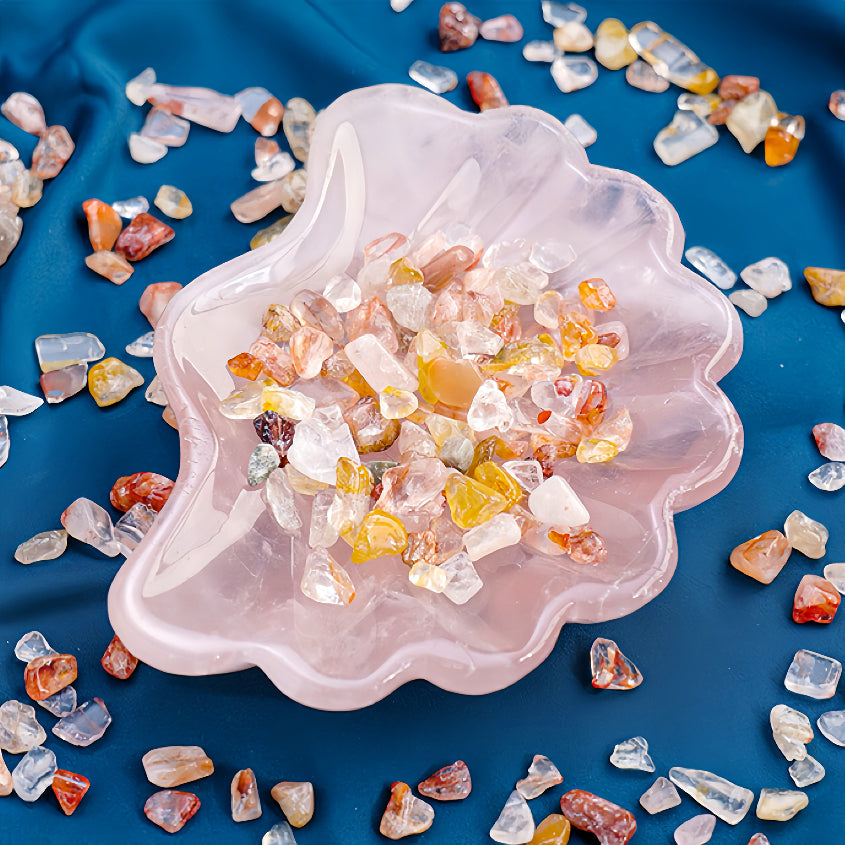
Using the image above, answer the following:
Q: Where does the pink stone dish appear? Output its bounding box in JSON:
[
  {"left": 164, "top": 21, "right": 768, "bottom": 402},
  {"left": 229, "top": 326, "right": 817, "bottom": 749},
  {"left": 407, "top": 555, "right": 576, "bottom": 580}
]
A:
[{"left": 108, "top": 84, "right": 743, "bottom": 710}]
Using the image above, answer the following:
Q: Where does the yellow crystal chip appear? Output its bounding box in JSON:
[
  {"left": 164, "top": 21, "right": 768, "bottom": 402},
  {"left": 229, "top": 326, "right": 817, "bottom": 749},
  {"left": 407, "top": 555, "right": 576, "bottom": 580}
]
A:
[
  {"left": 350, "top": 509, "right": 408, "bottom": 563},
  {"left": 445, "top": 475, "right": 508, "bottom": 529},
  {"left": 472, "top": 461, "right": 523, "bottom": 506},
  {"left": 574, "top": 344, "right": 617, "bottom": 375},
  {"left": 88, "top": 357, "right": 144, "bottom": 407},
  {"left": 336, "top": 457, "right": 373, "bottom": 495},
  {"left": 805, "top": 266, "right": 845, "bottom": 307}
]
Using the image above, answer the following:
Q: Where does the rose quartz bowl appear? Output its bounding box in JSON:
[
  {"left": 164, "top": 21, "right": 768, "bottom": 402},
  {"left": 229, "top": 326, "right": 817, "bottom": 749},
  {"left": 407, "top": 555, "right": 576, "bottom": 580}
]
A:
[{"left": 108, "top": 84, "right": 743, "bottom": 710}]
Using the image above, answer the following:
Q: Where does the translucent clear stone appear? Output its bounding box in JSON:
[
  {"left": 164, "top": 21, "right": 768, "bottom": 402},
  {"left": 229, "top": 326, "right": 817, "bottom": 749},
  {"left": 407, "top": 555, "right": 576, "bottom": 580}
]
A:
[
  {"left": 516, "top": 754, "right": 563, "bottom": 800},
  {"left": 0, "top": 700, "right": 46, "bottom": 753},
  {"left": 251, "top": 151, "right": 295, "bottom": 183},
  {"left": 263, "top": 469, "right": 301, "bottom": 535},
  {"left": 0, "top": 385, "right": 43, "bottom": 416},
  {"left": 125, "top": 67, "right": 156, "bottom": 105},
  {"left": 463, "top": 513, "right": 521, "bottom": 561},
  {"left": 769, "top": 704, "right": 813, "bottom": 761},
  {"left": 126, "top": 330, "right": 155, "bottom": 357},
  {"left": 814, "top": 422, "right": 845, "bottom": 460},
  {"left": 287, "top": 413, "right": 359, "bottom": 485},
  {"left": 1, "top": 92, "right": 47, "bottom": 135},
  {"left": 12, "top": 746, "right": 57, "bottom": 802},
  {"left": 283, "top": 97, "right": 316, "bottom": 163},
  {"left": 52, "top": 698, "right": 112, "bottom": 746},
  {"left": 248, "top": 443, "right": 281, "bottom": 486},
  {"left": 528, "top": 475, "right": 589, "bottom": 529},
  {"left": 788, "top": 755, "right": 825, "bottom": 787},
  {"left": 262, "top": 822, "right": 298, "bottom": 845},
  {"left": 322, "top": 274, "right": 361, "bottom": 312},
  {"left": 830, "top": 90, "right": 845, "bottom": 120},
  {"left": 551, "top": 56, "right": 599, "bottom": 93},
  {"left": 817, "top": 710, "right": 845, "bottom": 746},
  {"left": 14, "top": 529, "right": 68, "bottom": 563},
  {"left": 14, "top": 631, "right": 57, "bottom": 663},
  {"left": 141, "top": 107, "right": 190, "bottom": 147},
  {"left": 823, "top": 563, "right": 845, "bottom": 592},
  {"left": 808, "top": 462, "right": 845, "bottom": 491},
  {"left": 748, "top": 834, "right": 771, "bottom": 845},
  {"left": 654, "top": 111, "right": 718, "bottom": 166},
  {"left": 301, "top": 548, "right": 355, "bottom": 605},
  {"left": 685, "top": 246, "right": 737, "bottom": 289},
  {"left": 553, "top": 21, "right": 593, "bottom": 52},
  {"left": 628, "top": 22, "right": 717, "bottom": 93},
  {"left": 0, "top": 203, "right": 22, "bottom": 267},
  {"left": 673, "top": 814, "right": 716, "bottom": 845},
  {"left": 379, "top": 387, "right": 418, "bottom": 420},
  {"left": 467, "top": 380, "right": 513, "bottom": 432},
  {"left": 784, "top": 649, "right": 841, "bottom": 699},
  {"left": 35, "top": 331, "right": 105, "bottom": 372},
  {"left": 142, "top": 746, "right": 215, "bottom": 788},
  {"left": 729, "top": 289, "right": 767, "bottom": 317},
  {"left": 564, "top": 114, "right": 597, "bottom": 147},
  {"left": 146, "top": 82, "right": 241, "bottom": 132},
  {"left": 114, "top": 503, "right": 157, "bottom": 554},
  {"left": 271, "top": 780, "right": 314, "bottom": 827},
  {"left": 386, "top": 283, "right": 433, "bottom": 331},
  {"left": 408, "top": 60, "right": 458, "bottom": 94},
  {"left": 145, "top": 375, "right": 168, "bottom": 406},
  {"left": 755, "top": 788, "right": 807, "bottom": 821},
  {"left": 783, "top": 510, "right": 828, "bottom": 558},
  {"left": 668, "top": 767, "right": 754, "bottom": 825},
  {"left": 490, "top": 789, "right": 535, "bottom": 844},
  {"left": 530, "top": 242, "right": 576, "bottom": 273},
  {"left": 408, "top": 561, "right": 450, "bottom": 593},
  {"left": 610, "top": 736, "right": 655, "bottom": 772},
  {"left": 626, "top": 60, "right": 670, "bottom": 92},
  {"left": 640, "top": 777, "right": 682, "bottom": 814},
  {"left": 740, "top": 257, "right": 791, "bottom": 298},
  {"left": 523, "top": 41, "right": 559, "bottom": 62},
  {"left": 129, "top": 133, "right": 168, "bottom": 164},
  {"left": 154, "top": 185, "right": 193, "bottom": 219},
  {"left": 439, "top": 552, "right": 483, "bottom": 604},
  {"left": 726, "top": 91, "right": 778, "bottom": 153},
  {"left": 60, "top": 497, "right": 120, "bottom": 556},
  {"left": 542, "top": 1, "right": 586, "bottom": 26},
  {"left": 0, "top": 415, "right": 7, "bottom": 468},
  {"left": 309, "top": 490, "right": 339, "bottom": 548},
  {"left": 113, "top": 195, "right": 150, "bottom": 219},
  {"left": 677, "top": 93, "right": 720, "bottom": 117},
  {"left": 457, "top": 320, "right": 504, "bottom": 356},
  {"left": 38, "top": 685, "right": 77, "bottom": 717},
  {"left": 502, "top": 460, "right": 543, "bottom": 492},
  {"left": 344, "top": 333, "right": 417, "bottom": 394},
  {"left": 0, "top": 751, "right": 11, "bottom": 797}
]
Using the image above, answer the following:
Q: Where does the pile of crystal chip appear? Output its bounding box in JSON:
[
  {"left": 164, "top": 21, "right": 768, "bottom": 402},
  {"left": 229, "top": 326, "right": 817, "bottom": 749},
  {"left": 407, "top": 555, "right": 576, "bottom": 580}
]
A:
[{"left": 221, "top": 229, "right": 633, "bottom": 607}]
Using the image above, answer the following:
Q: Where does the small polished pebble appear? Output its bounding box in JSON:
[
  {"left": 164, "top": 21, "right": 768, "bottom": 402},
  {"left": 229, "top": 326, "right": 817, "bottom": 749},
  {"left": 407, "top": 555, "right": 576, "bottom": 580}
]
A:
[
  {"left": 39, "top": 363, "right": 88, "bottom": 404},
  {"left": 748, "top": 835, "right": 771, "bottom": 845},
  {"left": 770, "top": 704, "right": 813, "bottom": 761},
  {"left": 788, "top": 755, "right": 825, "bottom": 787},
  {"left": 793, "top": 574, "right": 840, "bottom": 623},
  {"left": 784, "top": 509, "right": 828, "bottom": 558},
  {"left": 559, "top": 789, "right": 636, "bottom": 844},
  {"left": 628, "top": 21, "right": 718, "bottom": 94},
  {"left": 729, "top": 529, "right": 791, "bottom": 583},
  {"left": 590, "top": 637, "right": 643, "bottom": 689},
  {"left": 14, "top": 631, "right": 56, "bottom": 662},
  {"left": 85, "top": 250, "right": 134, "bottom": 284},
  {"left": 1, "top": 92, "right": 47, "bottom": 135},
  {"left": 685, "top": 246, "right": 736, "bottom": 289},
  {"left": 146, "top": 78, "right": 241, "bottom": 133},
  {"left": 669, "top": 767, "right": 753, "bottom": 824},
  {"left": 542, "top": 1, "right": 586, "bottom": 26},
  {"left": 129, "top": 132, "right": 168, "bottom": 164},
  {"left": 282, "top": 97, "right": 315, "bottom": 162},
  {"left": 740, "top": 257, "right": 791, "bottom": 298},
  {"left": 271, "top": 781, "right": 314, "bottom": 826},
  {"left": 139, "top": 281, "right": 183, "bottom": 327},
  {"left": 784, "top": 649, "right": 841, "bottom": 699},
  {"left": 232, "top": 768, "right": 262, "bottom": 821},
  {"left": 141, "top": 107, "right": 190, "bottom": 147},
  {"left": 126, "top": 331, "right": 155, "bottom": 357},
  {"left": 0, "top": 700, "right": 47, "bottom": 753},
  {"left": 626, "top": 60, "right": 670, "bottom": 93},
  {"left": 236, "top": 87, "right": 285, "bottom": 136},
  {"left": 823, "top": 562, "right": 845, "bottom": 591},
  {"left": 467, "top": 71, "right": 508, "bottom": 111},
  {"left": 154, "top": 184, "right": 193, "bottom": 219},
  {"left": 24, "top": 653, "right": 77, "bottom": 701},
  {"left": 101, "top": 634, "right": 139, "bottom": 679},
  {"left": 808, "top": 461, "right": 845, "bottom": 491},
  {"left": 143, "top": 746, "right": 215, "bottom": 788},
  {"left": 38, "top": 685, "right": 77, "bottom": 718},
  {"left": 114, "top": 212, "right": 174, "bottom": 260},
  {"left": 813, "top": 422, "right": 845, "bottom": 460},
  {"left": 52, "top": 697, "right": 112, "bottom": 746},
  {"left": 0, "top": 385, "right": 43, "bottom": 416},
  {"left": 380, "top": 781, "right": 434, "bottom": 839},
  {"left": 144, "top": 790, "right": 201, "bottom": 833},
  {"left": 551, "top": 56, "right": 598, "bottom": 93},
  {"left": 60, "top": 497, "right": 120, "bottom": 555},
  {"left": 553, "top": 21, "right": 593, "bottom": 53},
  {"left": 300, "top": 548, "right": 354, "bottom": 604},
  {"left": 817, "top": 709, "right": 845, "bottom": 746},
  {"left": 35, "top": 331, "right": 105, "bottom": 372},
  {"left": 727, "top": 91, "right": 778, "bottom": 153},
  {"left": 830, "top": 90, "right": 845, "bottom": 119},
  {"left": 14, "top": 529, "right": 67, "bottom": 564},
  {"left": 418, "top": 760, "right": 471, "bottom": 801},
  {"left": 113, "top": 195, "right": 149, "bottom": 219},
  {"left": 490, "top": 789, "right": 535, "bottom": 844},
  {"left": 12, "top": 745, "right": 57, "bottom": 802},
  {"left": 0, "top": 752, "right": 11, "bottom": 796},
  {"left": 408, "top": 60, "right": 458, "bottom": 95},
  {"left": 262, "top": 822, "right": 298, "bottom": 845},
  {"left": 610, "top": 736, "right": 655, "bottom": 772},
  {"left": 756, "top": 788, "right": 807, "bottom": 821},
  {"left": 523, "top": 41, "right": 559, "bottom": 62},
  {"left": 677, "top": 93, "right": 721, "bottom": 118},
  {"left": 674, "top": 813, "right": 716, "bottom": 845},
  {"left": 516, "top": 755, "right": 562, "bottom": 800},
  {"left": 480, "top": 14, "right": 523, "bottom": 42},
  {"left": 594, "top": 18, "right": 637, "bottom": 69},
  {"left": 88, "top": 357, "right": 144, "bottom": 407},
  {"left": 32, "top": 125, "right": 74, "bottom": 179},
  {"left": 729, "top": 289, "right": 767, "bottom": 317},
  {"left": 52, "top": 768, "right": 90, "bottom": 816},
  {"left": 654, "top": 111, "right": 718, "bottom": 166},
  {"left": 804, "top": 267, "right": 845, "bottom": 306},
  {"left": 640, "top": 777, "right": 681, "bottom": 814},
  {"left": 439, "top": 2, "right": 479, "bottom": 52},
  {"left": 564, "top": 114, "right": 597, "bottom": 147}
]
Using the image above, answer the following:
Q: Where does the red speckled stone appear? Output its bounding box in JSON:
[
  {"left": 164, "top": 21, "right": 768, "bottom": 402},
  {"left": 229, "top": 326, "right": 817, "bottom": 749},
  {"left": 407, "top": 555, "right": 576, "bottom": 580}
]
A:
[
  {"left": 110, "top": 471, "right": 174, "bottom": 513},
  {"left": 418, "top": 760, "right": 472, "bottom": 801},
  {"left": 560, "top": 789, "right": 637, "bottom": 845},
  {"left": 24, "top": 654, "right": 77, "bottom": 701},
  {"left": 793, "top": 574, "right": 840, "bottom": 624},
  {"left": 144, "top": 790, "right": 201, "bottom": 833},
  {"left": 52, "top": 769, "right": 90, "bottom": 816},
  {"left": 101, "top": 635, "right": 139, "bottom": 679},
  {"left": 114, "top": 212, "right": 174, "bottom": 261}
]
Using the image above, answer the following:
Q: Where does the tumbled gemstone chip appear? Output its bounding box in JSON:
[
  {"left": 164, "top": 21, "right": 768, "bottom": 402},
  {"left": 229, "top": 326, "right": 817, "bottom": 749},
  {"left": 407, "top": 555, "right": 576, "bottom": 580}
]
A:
[
  {"left": 685, "top": 246, "right": 736, "bottom": 289},
  {"left": 14, "top": 529, "right": 68, "bottom": 564},
  {"left": 0, "top": 386, "right": 41, "bottom": 416},
  {"left": 559, "top": 789, "right": 636, "bottom": 844},
  {"left": 542, "top": 1, "right": 586, "bottom": 26},
  {"left": 141, "top": 107, "right": 190, "bottom": 146},
  {"left": 770, "top": 704, "right": 813, "bottom": 761},
  {"left": 516, "top": 755, "right": 562, "bottom": 800},
  {"left": 88, "top": 357, "right": 144, "bottom": 406},
  {"left": 12, "top": 745, "right": 57, "bottom": 802},
  {"left": 784, "top": 510, "right": 828, "bottom": 558},
  {"left": 626, "top": 60, "right": 670, "bottom": 92},
  {"left": 551, "top": 56, "right": 599, "bottom": 93},
  {"left": 39, "top": 685, "right": 77, "bottom": 717},
  {"left": 25, "top": 653, "right": 77, "bottom": 701},
  {"left": 813, "top": 422, "right": 845, "bottom": 459},
  {"left": 82, "top": 199, "right": 122, "bottom": 251},
  {"left": 755, "top": 788, "right": 807, "bottom": 821},
  {"left": 654, "top": 111, "right": 718, "bottom": 166},
  {"left": 85, "top": 250, "right": 134, "bottom": 284},
  {"left": 418, "top": 760, "right": 471, "bottom": 801},
  {"left": 270, "top": 781, "right": 314, "bottom": 827},
  {"left": 817, "top": 710, "right": 845, "bottom": 746},
  {"left": 808, "top": 461, "right": 845, "bottom": 491},
  {"left": 114, "top": 212, "right": 174, "bottom": 260},
  {"left": 14, "top": 631, "right": 56, "bottom": 663},
  {"left": 143, "top": 746, "right": 215, "bottom": 788},
  {"left": 263, "top": 821, "right": 298, "bottom": 845},
  {"left": 727, "top": 91, "right": 778, "bottom": 153},
  {"left": 301, "top": 548, "right": 355, "bottom": 605},
  {"left": 140, "top": 281, "right": 183, "bottom": 327},
  {"left": 129, "top": 133, "right": 167, "bottom": 163},
  {"left": 594, "top": 19, "right": 637, "bottom": 69},
  {"left": 669, "top": 767, "right": 753, "bottom": 824},
  {"left": 788, "top": 755, "right": 825, "bottom": 787},
  {"left": 467, "top": 71, "right": 508, "bottom": 111},
  {"left": 53, "top": 697, "right": 112, "bottom": 746},
  {"left": 673, "top": 814, "right": 716, "bottom": 845},
  {"left": 564, "top": 114, "right": 597, "bottom": 147},
  {"left": 40, "top": 363, "right": 88, "bottom": 403},
  {"left": 729, "top": 530, "right": 791, "bottom": 584},
  {"left": 481, "top": 14, "right": 523, "bottom": 42},
  {"left": 111, "top": 471, "right": 174, "bottom": 512},
  {"left": 729, "top": 289, "right": 767, "bottom": 317},
  {"left": 154, "top": 185, "right": 192, "bottom": 219},
  {"left": 590, "top": 637, "right": 643, "bottom": 690},
  {"left": 144, "top": 790, "right": 201, "bottom": 833},
  {"left": 804, "top": 267, "right": 845, "bottom": 307},
  {"left": 0, "top": 700, "right": 47, "bottom": 753},
  {"left": 408, "top": 61, "right": 458, "bottom": 94},
  {"left": 52, "top": 769, "right": 90, "bottom": 815},
  {"left": 101, "top": 634, "right": 139, "bottom": 679},
  {"left": 784, "top": 649, "right": 841, "bottom": 699},
  {"left": 491, "top": 789, "right": 535, "bottom": 844},
  {"left": 640, "top": 777, "right": 681, "bottom": 814},
  {"left": 793, "top": 574, "right": 840, "bottom": 623},
  {"left": 553, "top": 21, "right": 593, "bottom": 52},
  {"left": 35, "top": 331, "right": 105, "bottom": 372},
  {"left": 0, "top": 751, "right": 12, "bottom": 796},
  {"left": 740, "top": 257, "right": 791, "bottom": 298},
  {"left": 529, "top": 814, "right": 571, "bottom": 844},
  {"left": 439, "top": 2, "right": 479, "bottom": 52},
  {"left": 380, "top": 781, "right": 434, "bottom": 839},
  {"left": 232, "top": 768, "right": 262, "bottom": 821},
  {"left": 610, "top": 737, "right": 654, "bottom": 772},
  {"left": 31, "top": 125, "right": 74, "bottom": 178},
  {"left": 146, "top": 81, "right": 241, "bottom": 132},
  {"left": 1, "top": 92, "right": 47, "bottom": 135}
]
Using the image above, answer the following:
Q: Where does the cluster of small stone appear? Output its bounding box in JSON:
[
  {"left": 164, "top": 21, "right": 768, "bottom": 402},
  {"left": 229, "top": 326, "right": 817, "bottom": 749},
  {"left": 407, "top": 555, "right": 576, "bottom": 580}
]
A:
[
  {"left": 0, "top": 91, "right": 75, "bottom": 267},
  {"left": 140, "top": 745, "right": 313, "bottom": 839},
  {"left": 0, "top": 628, "right": 136, "bottom": 815},
  {"left": 222, "top": 229, "right": 633, "bottom": 606}
]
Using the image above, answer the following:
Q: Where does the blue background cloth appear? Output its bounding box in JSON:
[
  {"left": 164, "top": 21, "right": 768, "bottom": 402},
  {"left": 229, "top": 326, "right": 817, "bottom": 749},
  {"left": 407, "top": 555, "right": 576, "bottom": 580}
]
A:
[{"left": 1, "top": 1, "right": 844, "bottom": 842}]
